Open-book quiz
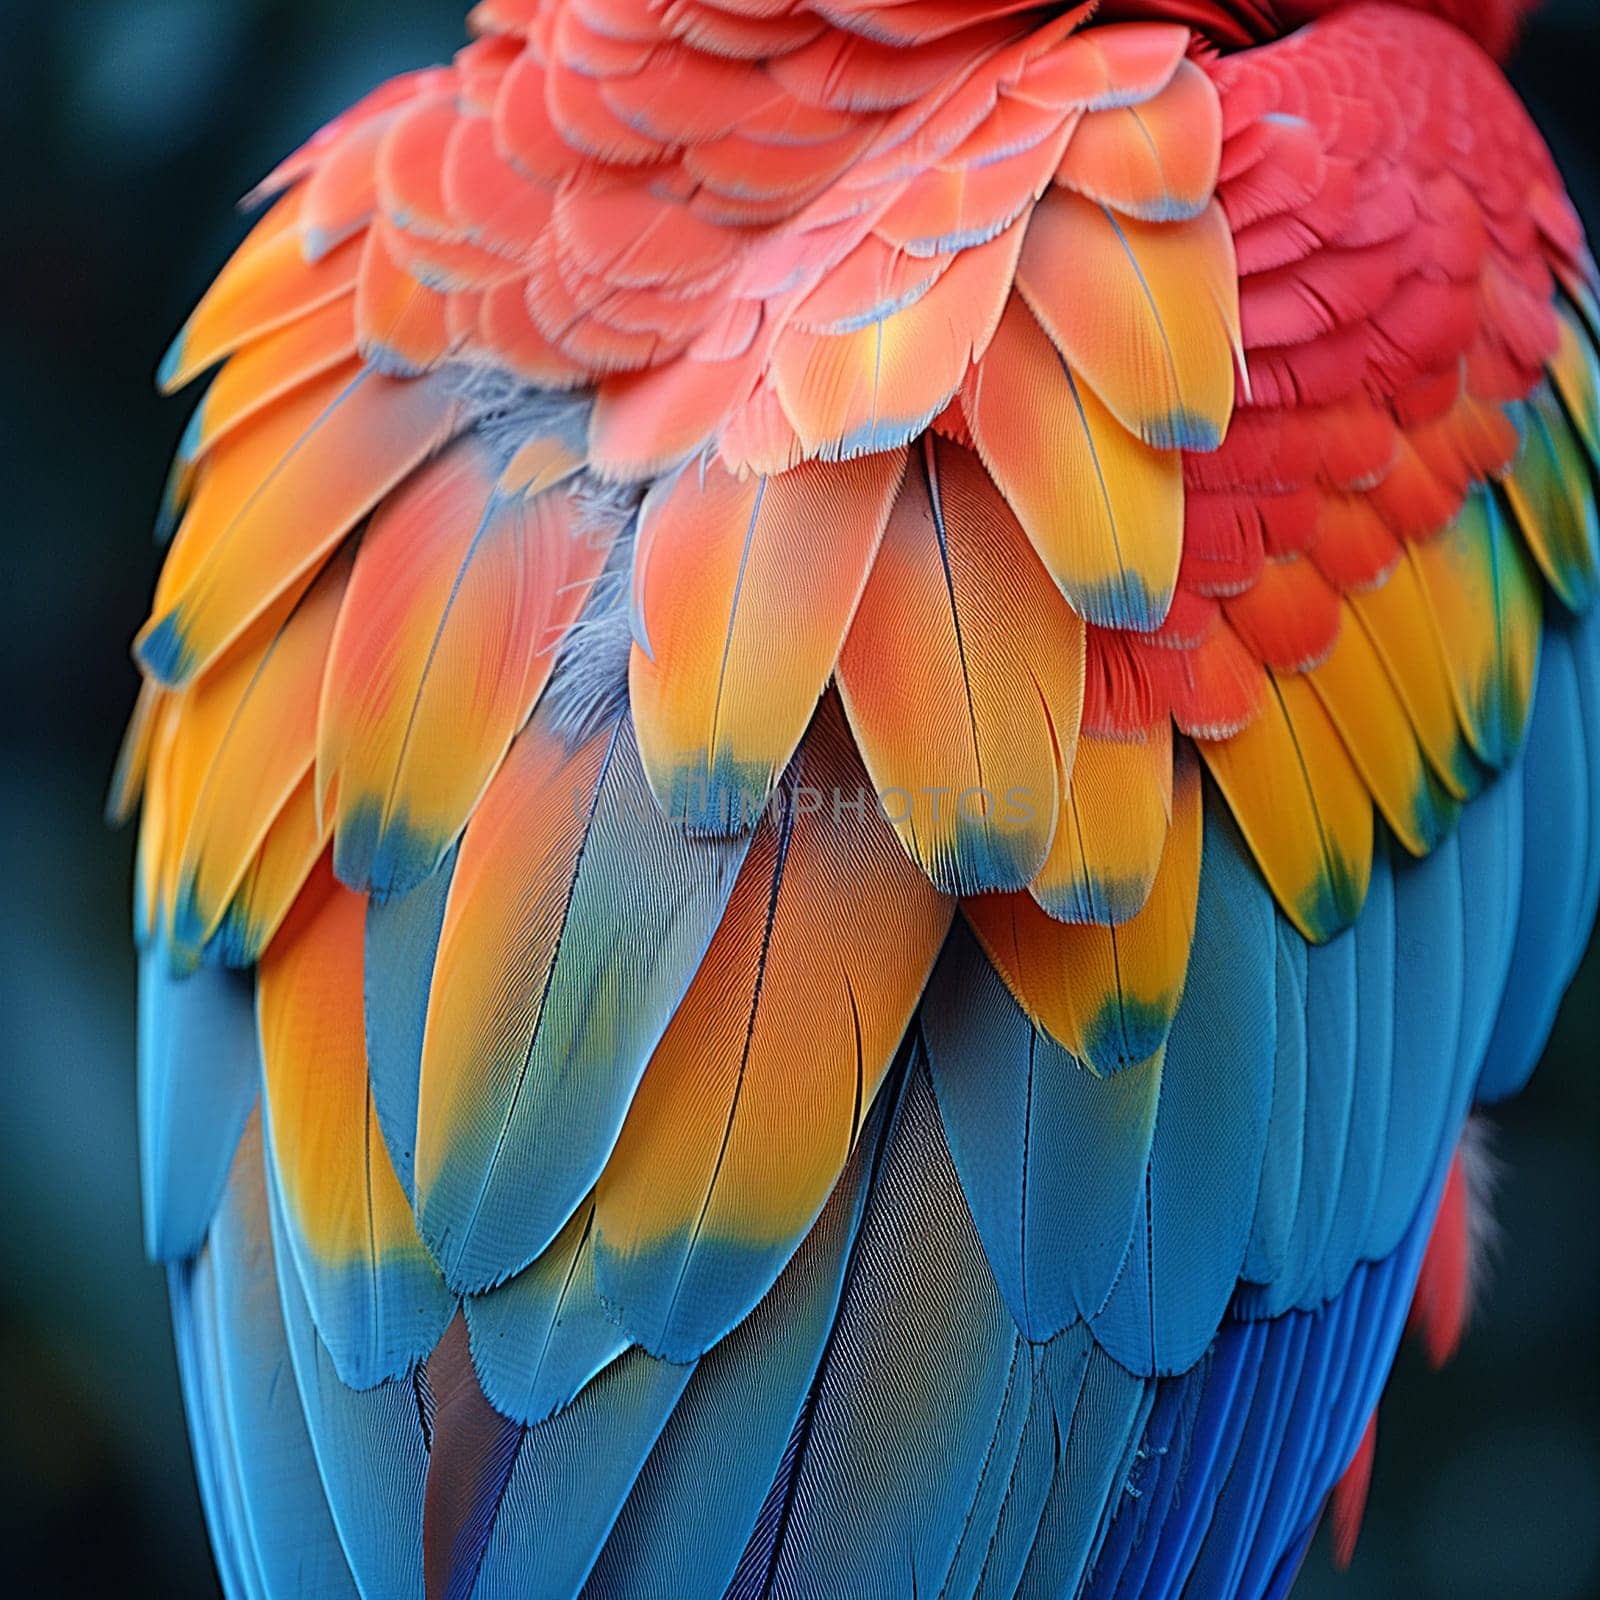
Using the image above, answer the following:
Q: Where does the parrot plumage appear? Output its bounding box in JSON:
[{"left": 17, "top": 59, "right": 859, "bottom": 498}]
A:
[{"left": 117, "top": 0, "right": 1600, "bottom": 1593}]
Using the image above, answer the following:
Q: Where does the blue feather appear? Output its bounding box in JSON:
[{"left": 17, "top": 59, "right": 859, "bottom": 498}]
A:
[
  {"left": 966, "top": 1354, "right": 1060, "bottom": 1600},
  {"left": 471, "top": 1350, "right": 694, "bottom": 1600},
  {"left": 1262, "top": 1525, "right": 1318, "bottom": 1600},
  {"left": 1243, "top": 927, "right": 1308, "bottom": 1287},
  {"left": 755, "top": 1059, "right": 1026, "bottom": 1597},
  {"left": 1086, "top": 1356, "right": 1196, "bottom": 1600},
  {"left": 1453, "top": 749, "right": 1524, "bottom": 1082},
  {"left": 168, "top": 1256, "right": 265, "bottom": 1600},
  {"left": 263, "top": 1156, "right": 430, "bottom": 1600},
  {"left": 924, "top": 922, "right": 1160, "bottom": 1341},
  {"left": 1219, "top": 571, "right": 1600, "bottom": 1330},
  {"left": 1106, "top": 1326, "right": 1264, "bottom": 1600},
  {"left": 1232, "top": 1297, "right": 1352, "bottom": 1595},
  {"left": 1478, "top": 614, "right": 1596, "bottom": 1100},
  {"left": 1569, "top": 607, "right": 1600, "bottom": 929},
  {"left": 1142, "top": 1329, "right": 1270, "bottom": 1598},
  {"left": 724, "top": 1403, "right": 808, "bottom": 1599},
  {"left": 1090, "top": 794, "right": 1276, "bottom": 1374},
  {"left": 463, "top": 1201, "right": 628, "bottom": 1427},
  {"left": 207, "top": 1113, "right": 358, "bottom": 1596},
  {"left": 416, "top": 709, "right": 750, "bottom": 1295},
  {"left": 364, "top": 843, "right": 457, "bottom": 1203},
  {"left": 1279, "top": 914, "right": 1359, "bottom": 1310},
  {"left": 1259, "top": 1275, "right": 1363, "bottom": 1568},
  {"left": 1315, "top": 846, "right": 1396, "bottom": 1304},
  {"left": 1234, "top": 914, "right": 1359, "bottom": 1318},
  {"left": 941, "top": 1346, "right": 1040, "bottom": 1600},
  {"left": 1365, "top": 830, "right": 1466, "bottom": 1259},
  {"left": 1183, "top": 1312, "right": 1313, "bottom": 1596},
  {"left": 1085, "top": 1171, "right": 1442, "bottom": 1600},
  {"left": 138, "top": 940, "right": 258, "bottom": 1261},
  {"left": 1011, "top": 1334, "right": 1153, "bottom": 1600},
  {"left": 584, "top": 1085, "right": 887, "bottom": 1600}
]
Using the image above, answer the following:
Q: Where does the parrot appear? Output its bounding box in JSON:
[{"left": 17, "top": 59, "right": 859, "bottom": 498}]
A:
[{"left": 113, "top": 0, "right": 1600, "bottom": 1594}]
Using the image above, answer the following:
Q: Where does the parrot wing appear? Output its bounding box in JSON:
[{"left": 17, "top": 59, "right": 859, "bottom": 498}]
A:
[{"left": 121, "top": 2, "right": 1600, "bottom": 1595}]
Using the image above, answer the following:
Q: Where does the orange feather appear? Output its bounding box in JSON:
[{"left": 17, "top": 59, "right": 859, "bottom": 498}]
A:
[
  {"left": 1200, "top": 671, "right": 1373, "bottom": 943},
  {"left": 258, "top": 858, "right": 452, "bottom": 1385},
  {"left": 317, "top": 442, "right": 610, "bottom": 895},
  {"left": 630, "top": 450, "right": 906, "bottom": 831},
  {"left": 1055, "top": 58, "right": 1222, "bottom": 221},
  {"left": 160, "top": 193, "right": 360, "bottom": 391},
  {"left": 1308, "top": 604, "right": 1461, "bottom": 857},
  {"left": 138, "top": 368, "right": 464, "bottom": 687},
  {"left": 965, "top": 742, "right": 1201, "bottom": 1073},
  {"left": 592, "top": 697, "right": 953, "bottom": 1359},
  {"left": 1032, "top": 721, "right": 1173, "bottom": 924},
  {"left": 355, "top": 220, "right": 456, "bottom": 373},
  {"left": 1017, "top": 190, "right": 1238, "bottom": 451},
  {"left": 181, "top": 298, "right": 359, "bottom": 481},
  {"left": 171, "top": 551, "right": 350, "bottom": 961},
  {"left": 964, "top": 293, "right": 1183, "bottom": 630},
  {"left": 772, "top": 220, "right": 1025, "bottom": 461},
  {"left": 837, "top": 435, "right": 1085, "bottom": 894}
]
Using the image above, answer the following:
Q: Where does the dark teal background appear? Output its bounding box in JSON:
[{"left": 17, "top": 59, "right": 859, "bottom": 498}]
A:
[{"left": 0, "top": 1, "right": 1595, "bottom": 1593}]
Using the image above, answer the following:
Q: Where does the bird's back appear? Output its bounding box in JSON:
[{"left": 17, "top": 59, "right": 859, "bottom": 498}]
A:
[{"left": 119, "top": 0, "right": 1600, "bottom": 1594}]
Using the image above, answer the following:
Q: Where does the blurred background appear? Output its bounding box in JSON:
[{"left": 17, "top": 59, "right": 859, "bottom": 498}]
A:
[{"left": 0, "top": 1, "right": 1595, "bottom": 1594}]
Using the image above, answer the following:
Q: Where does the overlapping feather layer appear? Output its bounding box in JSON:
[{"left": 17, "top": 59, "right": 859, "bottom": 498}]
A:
[{"left": 118, "top": 1, "right": 1600, "bottom": 1595}]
